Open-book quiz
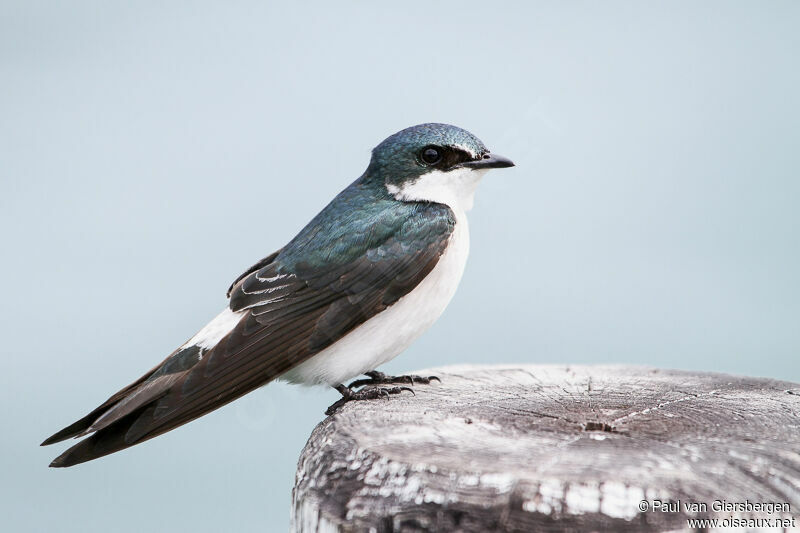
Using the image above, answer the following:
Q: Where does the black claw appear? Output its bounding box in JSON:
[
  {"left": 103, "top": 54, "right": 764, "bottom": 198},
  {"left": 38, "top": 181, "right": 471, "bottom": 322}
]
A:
[
  {"left": 346, "top": 377, "right": 373, "bottom": 389},
  {"left": 346, "top": 372, "right": 442, "bottom": 389},
  {"left": 325, "top": 398, "right": 348, "bottom": 416},
  {"left": 324, "top": 383, "right": 418, "bottom": 415}
]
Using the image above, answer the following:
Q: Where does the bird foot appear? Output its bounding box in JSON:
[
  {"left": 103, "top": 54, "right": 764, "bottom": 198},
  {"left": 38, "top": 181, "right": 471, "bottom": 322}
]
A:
[
  {"left": 346, "top": 370, "right": 441, "bottom": 389},
  {"left": 325, "top": 383, "right": 414, "bottom": 416}
]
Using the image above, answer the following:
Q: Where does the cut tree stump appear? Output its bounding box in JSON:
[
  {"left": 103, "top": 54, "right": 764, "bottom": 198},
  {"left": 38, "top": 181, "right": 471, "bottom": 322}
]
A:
[{"left": 291, "top": 364, "right": 800, "bottom": 532}]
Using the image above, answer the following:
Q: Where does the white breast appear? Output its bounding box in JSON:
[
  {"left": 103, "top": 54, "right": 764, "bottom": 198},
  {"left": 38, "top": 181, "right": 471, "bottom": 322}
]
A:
[
  {"left": 282, "top": 166, "right": 488, "bottom": 386},
  {"left": 280, "top": 209, "right": 471, "bottom": 386}
]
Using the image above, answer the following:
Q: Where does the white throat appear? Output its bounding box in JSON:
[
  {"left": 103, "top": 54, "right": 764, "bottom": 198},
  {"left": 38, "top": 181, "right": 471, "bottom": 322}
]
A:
[
  {"left": 283, "top": 170, "right": 478, "bottom": 386},
  {"left": 281, "top": 167, "right": 488, "bottom": 386},
  {"left": 385, "top": 167, "right": 488, "bottom": 213}
]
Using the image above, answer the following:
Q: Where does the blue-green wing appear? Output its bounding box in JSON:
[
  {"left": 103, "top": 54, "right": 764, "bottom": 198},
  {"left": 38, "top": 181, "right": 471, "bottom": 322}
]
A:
[{"left": 45, "top": 193, "right": 455, "bottom": 466}]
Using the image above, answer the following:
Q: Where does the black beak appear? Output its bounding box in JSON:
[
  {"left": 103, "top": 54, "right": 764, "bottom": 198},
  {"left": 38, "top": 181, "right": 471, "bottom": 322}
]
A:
[{"left": 460, "top": 152, "right": 515, "bottom": 169}]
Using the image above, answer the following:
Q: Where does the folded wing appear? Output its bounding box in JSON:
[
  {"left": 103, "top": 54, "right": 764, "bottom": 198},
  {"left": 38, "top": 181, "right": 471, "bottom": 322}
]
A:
[{"left": 43, "top": 201, "right": 455, "bottom": 467}]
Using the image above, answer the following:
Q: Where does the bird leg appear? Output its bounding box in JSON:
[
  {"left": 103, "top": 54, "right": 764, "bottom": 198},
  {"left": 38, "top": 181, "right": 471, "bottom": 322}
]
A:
[
  {"left": 325, "top": 382, "right": 414, "bottom": 416},
  {"left": 347, "top": 370, "right": 441, "bottom": 389}
]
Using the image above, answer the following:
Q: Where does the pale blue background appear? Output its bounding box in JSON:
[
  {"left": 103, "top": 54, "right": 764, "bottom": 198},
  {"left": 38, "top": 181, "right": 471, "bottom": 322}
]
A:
[{"left": 2, "top": 1, "right": 798, "bottom": 531}]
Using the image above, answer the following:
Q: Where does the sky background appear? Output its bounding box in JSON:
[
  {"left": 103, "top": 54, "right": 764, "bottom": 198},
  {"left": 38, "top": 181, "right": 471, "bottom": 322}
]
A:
[{"left": 2, "top": 1, "right": 798, "bottom": 531}]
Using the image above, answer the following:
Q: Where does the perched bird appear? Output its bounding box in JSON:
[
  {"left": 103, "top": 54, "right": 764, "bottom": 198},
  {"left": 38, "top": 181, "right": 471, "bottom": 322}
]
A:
[{"left": 42, "top": 123, "right": 514, "bottom": 467}]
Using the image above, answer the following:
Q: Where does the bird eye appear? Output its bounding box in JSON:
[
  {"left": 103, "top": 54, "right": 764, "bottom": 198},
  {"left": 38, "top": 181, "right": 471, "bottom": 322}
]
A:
[{"left": 420, "top": 146, "right": 442, "bottom": 165}]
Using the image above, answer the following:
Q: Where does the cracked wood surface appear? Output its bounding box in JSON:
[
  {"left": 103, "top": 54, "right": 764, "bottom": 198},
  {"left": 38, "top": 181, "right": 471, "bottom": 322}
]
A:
[{"left": 291, "top": 364, "right": 800, "bottom": 532}]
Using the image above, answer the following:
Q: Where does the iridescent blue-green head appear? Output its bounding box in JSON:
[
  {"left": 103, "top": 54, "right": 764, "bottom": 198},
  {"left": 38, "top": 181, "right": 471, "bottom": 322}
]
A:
[{"left": 362, "top": 123, "right": 514, "bottom": 212}]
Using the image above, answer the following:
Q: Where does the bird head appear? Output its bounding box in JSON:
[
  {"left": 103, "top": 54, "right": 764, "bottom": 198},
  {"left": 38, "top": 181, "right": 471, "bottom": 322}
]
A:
[{"left": 365, "top": 123, "right": 514, "bottom": 212}]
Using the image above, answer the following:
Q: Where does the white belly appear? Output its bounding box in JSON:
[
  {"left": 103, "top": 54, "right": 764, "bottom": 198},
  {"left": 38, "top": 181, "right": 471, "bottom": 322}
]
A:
[{"left": 281, "top": 212, "right": 470, "bottom": 386}]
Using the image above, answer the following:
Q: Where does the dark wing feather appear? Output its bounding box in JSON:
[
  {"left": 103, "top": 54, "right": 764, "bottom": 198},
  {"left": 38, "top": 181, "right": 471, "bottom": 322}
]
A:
[
  {"left": 44, "top": 203, "right": 454, "bottom": 467},
  {"left": 39, "top": 363, "right": 161, "bottom": 445},
  {"left": 226, "top": 249, "right": 282, "bottom": 298}
]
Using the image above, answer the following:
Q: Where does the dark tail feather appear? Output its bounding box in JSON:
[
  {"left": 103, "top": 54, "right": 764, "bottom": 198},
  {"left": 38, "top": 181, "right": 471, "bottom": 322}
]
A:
[
  {"left": 41, "top": 365, "right": 160, "bottom": 447},
  {"left": 48, "top": 404, "right": 158, "bottom": 468},
  {"left": 41, "top": 411, "right": 105, "bottom": 446}
]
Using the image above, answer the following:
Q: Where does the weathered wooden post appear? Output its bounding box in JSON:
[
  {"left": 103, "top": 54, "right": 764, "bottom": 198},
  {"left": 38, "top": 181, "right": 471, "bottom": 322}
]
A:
[{"left": 292, "top": 365, "right": 800, "bottom": 532}]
